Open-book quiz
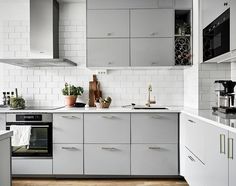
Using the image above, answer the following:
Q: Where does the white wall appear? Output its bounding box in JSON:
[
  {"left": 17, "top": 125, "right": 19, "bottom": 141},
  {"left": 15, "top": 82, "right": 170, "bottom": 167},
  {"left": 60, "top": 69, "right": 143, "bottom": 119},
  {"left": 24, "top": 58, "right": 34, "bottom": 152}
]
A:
[{"left": 0, "top": 1, "right": 184, "bottom": 107}]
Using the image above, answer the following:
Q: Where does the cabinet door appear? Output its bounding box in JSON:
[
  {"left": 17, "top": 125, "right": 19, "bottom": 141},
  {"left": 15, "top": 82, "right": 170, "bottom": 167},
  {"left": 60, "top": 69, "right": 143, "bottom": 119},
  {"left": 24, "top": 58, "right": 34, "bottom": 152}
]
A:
[
  {"left": 175, "top": 0, "right": 193, "bottom": 9},
  {"left": 0, "top": 114, "right": 6, "bottom": 130},
  {"left": 0, "top": 138, "right": 11, "bottom": 186},
  {"left": 158, "top": 0, "right": 174, "bottom": 8},
  {"left": 229, "top": 131, "right": 236, "bottom": 186},
  {"left": 231, "top": 0, "right": 236, "bottom": 51},
  {"left": 131, "top": 9, "right": 174, "bottom": 37},
  {"left": 204, "top": 124, "right": 228, "bottom": 186},
  {"left": 179, "top": 113, "right": 186, "bottom": 176},
  {"left": 84, "top": 113, "right": 130, "bottom": 144},
  {"left": 131, "top": 144, "right": 178, "bottom": 175},
  {"left": 84, "top": 144, "right": 130, "bottom": 175},
  {"left": 87, "top": 0, "right": 159, "bottom": 9},
  {"left": 53, "top": 114, "right": 83, "bottom": 143},
  {"left": 201, "top": 0, "right": 230, "bottom": 28},
  {"left": 87, "top": 10, "right": 129, "bottom": 38},
  {"left": 53, "top": 144, "right": 83, "bottom": 175},
  {"left": 87, "top": 39, "right": 129, "bottom": 67},
  {"left": 131, "top": 38, "right": 174, "bottom": 66},
  {"left": 131, "top": 113, "right": 178, "bottom": 143}
]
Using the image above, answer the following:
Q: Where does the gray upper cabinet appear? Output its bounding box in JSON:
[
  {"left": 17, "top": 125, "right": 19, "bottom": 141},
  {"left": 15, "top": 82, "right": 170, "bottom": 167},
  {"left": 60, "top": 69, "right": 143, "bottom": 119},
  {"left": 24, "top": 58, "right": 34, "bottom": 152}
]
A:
[
  {"left": 87, "top": 0, "right": 159, "bottom": 9},
  {"left": 175, "top": 0, "right": 193, "bottom": 9},
  {"left": 87, "top": 39, "right": 129, "bottom": 67},
  {"left": 131, "top": 38, "right": 174, "bottom": 66},
  {"left": 130, "top": 9, "right": 174, "bottom": 38},
  {"left": 87, "top": 10, "right": 129, "bottom": 38},
  {"left": 231, "top": 0, "right": 236, "bottom": 51}
]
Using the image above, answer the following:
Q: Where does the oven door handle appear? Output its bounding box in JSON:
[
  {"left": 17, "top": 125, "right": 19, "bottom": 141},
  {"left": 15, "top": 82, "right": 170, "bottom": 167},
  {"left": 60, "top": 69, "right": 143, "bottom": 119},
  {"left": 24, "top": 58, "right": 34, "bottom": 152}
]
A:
[{"left": 6, "top": 125, "right": 50, "bottom": 128}]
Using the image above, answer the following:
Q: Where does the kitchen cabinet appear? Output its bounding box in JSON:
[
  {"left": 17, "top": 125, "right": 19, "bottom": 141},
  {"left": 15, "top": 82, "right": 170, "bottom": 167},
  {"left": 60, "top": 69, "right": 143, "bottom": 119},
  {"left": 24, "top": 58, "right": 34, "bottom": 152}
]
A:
[
  {"left": 175, "top": 0, "right": 193, "bottom": 9},
  {"left": 131, "top": 113, "right": 178, "bottom": 143},
  {"left": 230, "top": 0, "right": 236, "bottom": 52},
  {"left": 53, "top": 114, "right": 83, "bottom": 143},
  {"left": 84, "top": 144, "right": 130, "bottom": 175},
  {"left": 0, "top": 137, "right": 11, "bottom": 186},
  {"left": 84, "top": 113, "right": 130, "bottom": 144},
  {"left": 201, "top": 0, "right": 230, "bottom": 28},
  {"left": 0, "top": 114, "right": 6, "bottom": 130},
  {"left": 87, "top": 39, "right": 129, "bottom": 67},
  {"left": 131, "top": 144, "right": 178, "bottom": 175},
  {"left": 204, "top": 124, "right": 228, "bottom": 186},
  {"left": 87, "top": 10, "right": 129, "bottom": 38},
  {"left": 131, "top": 38, "right": 174, "bottom": 67},
  {"left": 130, "top": 9, "right": 174, "bottom": 38},
  {"left": 53, "top": 144, "right": 83, "bottom": 175},
  {"left": 228, "top": 131, "right": 236, "bottom": 186}
]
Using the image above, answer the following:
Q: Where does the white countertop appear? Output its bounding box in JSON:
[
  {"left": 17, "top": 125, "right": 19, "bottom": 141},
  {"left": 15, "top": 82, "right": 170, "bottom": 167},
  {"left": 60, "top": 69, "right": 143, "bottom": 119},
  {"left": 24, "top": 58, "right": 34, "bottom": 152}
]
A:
[
  {"left": 0, "top": 131, "right": 13, "bottom": 141},
  {"left": 0, "top": 106, "right": 236, "bottom": 133}
]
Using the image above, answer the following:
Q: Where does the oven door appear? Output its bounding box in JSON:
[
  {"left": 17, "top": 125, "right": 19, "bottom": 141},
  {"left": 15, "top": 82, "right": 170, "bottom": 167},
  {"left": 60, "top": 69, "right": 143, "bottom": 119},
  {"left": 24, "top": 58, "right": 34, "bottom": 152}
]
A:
[
  {"left": 203, "top": 9, "right": 230, "bottom": 62},
  {"left": 6, "top": 123, "right": 52, "bottom": 157}
]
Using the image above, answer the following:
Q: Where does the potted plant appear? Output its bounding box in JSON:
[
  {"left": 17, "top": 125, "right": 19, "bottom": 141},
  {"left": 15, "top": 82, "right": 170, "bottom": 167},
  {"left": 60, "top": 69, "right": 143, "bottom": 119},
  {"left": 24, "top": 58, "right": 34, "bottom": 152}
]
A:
[{"left": 62, "top": 83, "right": 84, "bottom": 107}]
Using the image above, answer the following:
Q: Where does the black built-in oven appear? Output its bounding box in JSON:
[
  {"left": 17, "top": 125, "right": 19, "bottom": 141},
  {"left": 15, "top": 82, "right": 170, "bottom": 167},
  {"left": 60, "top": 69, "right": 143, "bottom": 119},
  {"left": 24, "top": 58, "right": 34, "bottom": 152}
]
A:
[
  {"left": 203, "top": 8, "right": 230, "bottom": 62},
  {"left": 6, "top": 113, "right": 52, "bottom": 157}
]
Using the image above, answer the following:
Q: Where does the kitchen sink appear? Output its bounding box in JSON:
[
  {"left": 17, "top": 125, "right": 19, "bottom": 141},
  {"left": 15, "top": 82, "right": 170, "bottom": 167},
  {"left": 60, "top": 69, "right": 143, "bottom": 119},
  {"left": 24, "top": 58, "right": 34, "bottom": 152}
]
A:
[{"left": 134, "top": 106, "right": 168, "bottom": 110}]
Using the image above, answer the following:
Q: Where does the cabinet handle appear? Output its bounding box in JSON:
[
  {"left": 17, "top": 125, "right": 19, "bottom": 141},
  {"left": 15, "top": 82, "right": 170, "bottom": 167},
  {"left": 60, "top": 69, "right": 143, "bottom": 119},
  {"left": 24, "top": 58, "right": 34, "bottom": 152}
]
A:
[
  {"left": 107, "top": 32, "right": 113, "bottom": 36},
  {"left": 151, "top": 115, "right": 162, "bottom": 119},
  {"left": 101, "top": 147, "right": 119, "bottom": 151},
  {"left": 108, "top": 62, "right": 113, "bottom": 65},
  {"left": 188, "top": 156, "right": 195, "bottom": 162},
  {"left": 149, "top": 147, "right": 161, "bottom": 150},
  {"left": 62, "top": 116, "right": 80, "bottom": 119},
  {"left": 150, "top": 32, "right": 158, "bottom": 36},
  {"left": 61, "top": 147, "right": 78, "bottom": 150},
  {"left": 220, "top": 134, "right": 226, "bottom": 154},
  {"left": 151, "top": 62, "right": 158, "bottom": 66},
  {"left": 188, "top": 119, "right": 196, "bottom": 124},
  {"left": 228, "top": 138, "right": 234, "bottom": 159},
  {"left": 102, "top": 115, "right": 115, "bottom": 119}
]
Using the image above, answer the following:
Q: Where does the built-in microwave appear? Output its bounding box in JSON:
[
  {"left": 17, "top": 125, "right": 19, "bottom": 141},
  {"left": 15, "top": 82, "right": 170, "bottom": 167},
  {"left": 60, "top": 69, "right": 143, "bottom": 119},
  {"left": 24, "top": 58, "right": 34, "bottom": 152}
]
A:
[{"left": 203, "top": 9, "right": 230, "bottom": 62}]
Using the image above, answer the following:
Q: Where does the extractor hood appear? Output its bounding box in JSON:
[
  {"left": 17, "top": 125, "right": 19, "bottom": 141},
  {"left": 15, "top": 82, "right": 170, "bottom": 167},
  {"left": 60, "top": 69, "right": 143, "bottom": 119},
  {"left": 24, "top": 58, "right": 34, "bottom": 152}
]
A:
[{"left": 0, "top": 0, "right": 77, "bottom": 67}]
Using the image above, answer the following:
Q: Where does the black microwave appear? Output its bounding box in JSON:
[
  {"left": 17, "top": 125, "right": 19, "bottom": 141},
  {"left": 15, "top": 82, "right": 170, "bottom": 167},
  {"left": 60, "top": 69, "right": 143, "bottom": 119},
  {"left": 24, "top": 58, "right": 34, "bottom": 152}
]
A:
[{"left": 203, "top": 9, "right": 230, "bottom": 62}]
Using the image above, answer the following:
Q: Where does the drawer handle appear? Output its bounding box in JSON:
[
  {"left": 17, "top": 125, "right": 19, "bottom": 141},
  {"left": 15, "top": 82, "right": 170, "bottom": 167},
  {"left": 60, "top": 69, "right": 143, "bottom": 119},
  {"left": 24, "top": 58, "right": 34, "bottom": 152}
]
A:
[
  {"left": 61, "top": 147, "right": 78, "bottom": 150},
  {"left": 62, "top": 116, "right": 80, "bottom": 119},
  {"left": 188, "top": 156, "right": 195, "bottom": 162},
  {"left": 107, "top": 32, "right": 113, "bottom": 36},
  {"left": 101, "top": 147, "right": 119, "bottom": 151},
  {"left": 149, "top": 147, "right": 161, "bottom": 150},
  {"left": 220, "top": 134, "right": 226, "bottom": 154},
  {"left": 150, "top": 32, "right": 158, "bottom": 36},
  {"left": 102, "top": 116, "right": 115, "bottom": 119},
  {"left": 228, "top": 138, "right": 234, "bottom": 159},
  {"left": 151, "top": 115, "right": 162, "bottom": 119},
  {"left": 188, "top": 119, "right": 196, "bottom": 124},
  {"left": 108, "top": 62, "right": 113, "bottom": 65},
  {"left": 151, "top": 62, "right": 158, "bottom": 66}
]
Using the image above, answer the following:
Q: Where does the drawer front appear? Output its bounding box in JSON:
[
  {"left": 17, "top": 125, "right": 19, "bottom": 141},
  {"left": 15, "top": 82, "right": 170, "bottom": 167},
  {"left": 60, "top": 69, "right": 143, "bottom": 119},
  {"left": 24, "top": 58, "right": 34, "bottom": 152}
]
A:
[
  {"left": 84, "top": 144, "right": 130, "bottom": 175},
  {"left": 87, "top": 10, "right": 129, "bottom": 38},
  {"left": 12, "top": 159, "right": 52, "bottom": 175},
  {"left": 84, "top": 113, "right": 130, "bottom": 143},
  {"left": 131, "top": 144, "right": 178, "bottom": 175},
  {"left": 87, "top": 0, "right": 159, "bottom": 9},
  {"left": 87, "top": 39, "right": 129, "bottom": 67},
  {"left": 53, "top": 114, "right": 83, "bottom": 143},
  {"left": 0, "top": 114, "right": 6, "bottom": 130},
  {"left": 131, "top": 113, "right": 178, "bottom": 143},
  {"left": 53, "top": 144, "right": 83, "bottom": 175},
  {"left": 182, "top": 113, "right": 206, "bottom": 163}
]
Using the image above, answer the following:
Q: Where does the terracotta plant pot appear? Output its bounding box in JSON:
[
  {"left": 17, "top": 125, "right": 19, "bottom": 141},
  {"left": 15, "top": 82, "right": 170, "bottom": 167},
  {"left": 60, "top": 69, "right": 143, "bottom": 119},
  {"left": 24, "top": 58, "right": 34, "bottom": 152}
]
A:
[{"left": 65, "top": 95, "right": 77, "bottom": 107}]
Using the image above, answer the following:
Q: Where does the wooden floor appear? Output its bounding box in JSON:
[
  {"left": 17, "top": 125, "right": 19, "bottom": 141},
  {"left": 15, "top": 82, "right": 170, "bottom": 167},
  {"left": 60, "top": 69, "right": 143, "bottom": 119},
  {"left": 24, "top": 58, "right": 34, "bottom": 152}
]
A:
[{"left": 13, "top": 179, "right": 189, "bottom": 186}]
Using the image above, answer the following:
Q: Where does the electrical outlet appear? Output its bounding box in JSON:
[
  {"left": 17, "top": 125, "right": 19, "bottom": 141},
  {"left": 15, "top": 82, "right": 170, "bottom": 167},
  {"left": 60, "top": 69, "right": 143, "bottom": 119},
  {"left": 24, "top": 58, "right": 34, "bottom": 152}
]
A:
[{"left": 96, "top": 70, "right": 107, "bottom": 75}]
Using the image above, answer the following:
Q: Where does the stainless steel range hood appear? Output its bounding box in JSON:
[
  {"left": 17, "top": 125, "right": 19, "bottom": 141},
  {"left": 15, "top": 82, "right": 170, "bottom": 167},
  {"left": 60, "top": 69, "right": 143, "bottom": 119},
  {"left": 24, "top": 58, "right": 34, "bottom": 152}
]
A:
[{"left": 0, "top": 0, "right": 77, "bottom": 67}]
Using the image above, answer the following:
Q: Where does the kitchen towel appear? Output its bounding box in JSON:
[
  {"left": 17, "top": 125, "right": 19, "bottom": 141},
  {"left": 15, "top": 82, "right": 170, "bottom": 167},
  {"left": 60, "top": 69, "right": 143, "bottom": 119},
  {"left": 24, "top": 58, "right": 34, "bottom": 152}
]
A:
[{"left": 10, "top": 125, "right": 31, "bottom": 147}]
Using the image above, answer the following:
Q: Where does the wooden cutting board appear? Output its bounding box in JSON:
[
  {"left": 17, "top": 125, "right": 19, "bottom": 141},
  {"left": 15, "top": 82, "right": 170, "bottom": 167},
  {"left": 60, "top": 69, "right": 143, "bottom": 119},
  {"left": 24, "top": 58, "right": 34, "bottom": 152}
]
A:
[{"left": 89, "top": 75, "right": 102, "bottom": 107}]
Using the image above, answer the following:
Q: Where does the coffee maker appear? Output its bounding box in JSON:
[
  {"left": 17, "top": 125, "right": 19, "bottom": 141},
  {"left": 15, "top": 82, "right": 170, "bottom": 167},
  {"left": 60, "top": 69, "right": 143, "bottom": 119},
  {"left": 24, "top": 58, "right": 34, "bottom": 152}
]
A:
[{"left": 213, "top": 80, "right": 236, "bottom": 114}]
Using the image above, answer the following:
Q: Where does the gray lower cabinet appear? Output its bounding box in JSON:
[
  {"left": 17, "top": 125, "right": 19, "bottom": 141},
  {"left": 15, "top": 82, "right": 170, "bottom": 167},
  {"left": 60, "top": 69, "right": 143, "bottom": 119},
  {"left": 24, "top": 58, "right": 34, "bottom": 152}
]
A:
[
  {"left": 84, "top": 144, "right": 130, "bottom": 175},
  {"left": 0, "top": 114, "right": 6, "bottom": 130},
  {"left": 131, "top": 113, "right": 178, "bottom": 143},
  {"left": 0, "top": 138, "right": 11, "bottom": 186},
  {"left": 131, "top": 38, "right": 174, "bottom": 67},
  {"left": 131, "top": 144, "right": 178, "bottom": 175},
  {"left": 87, "top": 39, "right": 129, "bottom": 67},
  {"left": 84, "top": 113, "right": 130, "bottom": 143},
  {"left": 53, "top": 144, "right": 83, "bottom": 175}
]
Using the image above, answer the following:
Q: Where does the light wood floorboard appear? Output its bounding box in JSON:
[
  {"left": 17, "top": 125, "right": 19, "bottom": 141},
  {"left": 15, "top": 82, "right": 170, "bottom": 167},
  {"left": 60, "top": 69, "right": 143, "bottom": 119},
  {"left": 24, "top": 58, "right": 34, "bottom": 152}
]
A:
[{"left": 13, "top": 178, "right": 189, "bottom": 186}]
